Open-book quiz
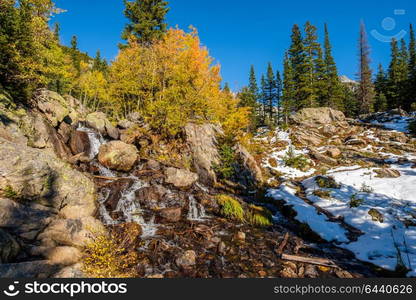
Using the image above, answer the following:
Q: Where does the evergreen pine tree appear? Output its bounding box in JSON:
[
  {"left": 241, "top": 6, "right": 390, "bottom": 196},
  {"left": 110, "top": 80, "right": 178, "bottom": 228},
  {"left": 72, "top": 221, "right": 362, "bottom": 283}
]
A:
[
  {"left": 121, "top": 0, "right": 169, "bottom": 46},
  {"left": 288, "top": 24, "right": 308, "bottom": 110},
  {"left": 374, "top": 64, "right": 388, "bottom": 112},
  {"left": 303, "top": 21, "right": 320, "bottom": 107},
  {"left": 276, "top": 70, "right": 283, "bottom": 124},
  {"left": 260, "top": 74, "right": 267, "bottom": 124},
  {"left": 93, "top": 50, "right": 108, "bottom": 73},
  {"left": 356, "top": 22, "right": 375, "bottom": 114},
  {"left": 323, "top": 24, "right": 344, "bottom": 110},
  {"left": 314, "top": 46, "right": 327, "bottom": 106},
  {"left": 0, "top": 0, "right": 20, "bottom": 94},
  {"left": 223, "top": 82, "right": 231, "bottom": 94},
  {"left": 53, "top": 23, "right": 60, "bottom": 41},
  {"left": 238, "top": 66, "right": 261, "bottom": 131},
  {"left": 409, "top": 24, "right": 416, "bottom": 110},
  {"left": 387, "top": 38, "right": 402, "bottom": 109},
  {"left": 249, "top": 65, "right": 259, "bottom": 96},
  {"left": 282, "top": 52, "right": 295, "bottom": 124},
  {"left": 265, "top": 63, "right": 277, "bottom": 124},
  {"left": 70, "top": 35, "right": 81, "bottom": 74},
  {"left": 71, "top": 35, "right": 78, "bottom": 50},
  {"left": 398, "top": 39, "right": 409, "bottom": 109}
]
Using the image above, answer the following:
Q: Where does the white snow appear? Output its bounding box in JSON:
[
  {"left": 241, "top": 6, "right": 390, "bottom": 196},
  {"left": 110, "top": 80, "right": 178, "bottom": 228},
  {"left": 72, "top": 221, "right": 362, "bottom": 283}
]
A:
[
  {"left": 371, "top": 115, "right": 413, "bottom": 133},
  {"left": 267, "top": 184, "right": 349, "bottom": 243},
  {"left": 268, "top": 164, "right": 416, "bottom": 276},
  {"left": 264, "top": 114, "right": 416, "bottom": 276},
  {"left": 261, "top": 130, "right": 316, "bottom": 179}
]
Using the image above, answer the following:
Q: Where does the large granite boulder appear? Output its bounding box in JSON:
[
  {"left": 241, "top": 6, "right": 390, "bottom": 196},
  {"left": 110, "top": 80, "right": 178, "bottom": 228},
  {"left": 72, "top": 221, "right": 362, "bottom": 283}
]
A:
[
  {"left": 86, "top": 112, "right": 119, "bottom": 139},
  {"left": 31, "top": 89, "right": 70, "bottom": 127},
  {"left": 291, "top": 107, "right": 346, "bottom": 127},
  {"left": 98, "top": 141, "right": 139, "bottom": 172},
  {"left": 0, "top": 137, "right": 102, "bottom": 274},
  {"left": 185, "top": 123, "right": 223, "bottom": 185},
  {"left": 165, "top": 167, "right": 198, "bottom": 188}
]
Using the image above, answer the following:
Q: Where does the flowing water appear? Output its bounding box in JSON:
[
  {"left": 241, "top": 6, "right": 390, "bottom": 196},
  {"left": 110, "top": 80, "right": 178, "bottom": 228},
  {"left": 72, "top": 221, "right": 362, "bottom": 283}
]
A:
[
  {"left": 79, "top": 124, "right": 158, "bottom": 237},
  {"left": 187, "top": 195, "right": 207, "bottom": 221},
  {"left": 77, "top": 125, "right": 106, "bottom": 159}
]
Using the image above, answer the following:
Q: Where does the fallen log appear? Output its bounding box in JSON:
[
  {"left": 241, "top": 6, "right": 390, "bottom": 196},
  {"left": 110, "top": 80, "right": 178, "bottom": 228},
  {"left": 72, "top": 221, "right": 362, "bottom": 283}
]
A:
[
  {"left": 275, "top": 232, "right": 290, "bottom": 256},
  {"left": 280, "top": 253, "right": 339, "bottom": 269}
]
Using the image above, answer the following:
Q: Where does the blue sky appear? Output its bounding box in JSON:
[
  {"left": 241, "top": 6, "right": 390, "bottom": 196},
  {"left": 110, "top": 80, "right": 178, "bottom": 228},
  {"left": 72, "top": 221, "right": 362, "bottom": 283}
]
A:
[{"left": 53, "top": 0, "right": 415, "bottom": 91}]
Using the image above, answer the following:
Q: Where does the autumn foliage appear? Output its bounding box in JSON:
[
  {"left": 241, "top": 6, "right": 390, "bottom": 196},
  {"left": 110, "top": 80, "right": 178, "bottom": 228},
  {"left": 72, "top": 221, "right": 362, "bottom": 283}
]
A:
[{"left": 108, "top": 28, "right": 250, "bottom": 138}]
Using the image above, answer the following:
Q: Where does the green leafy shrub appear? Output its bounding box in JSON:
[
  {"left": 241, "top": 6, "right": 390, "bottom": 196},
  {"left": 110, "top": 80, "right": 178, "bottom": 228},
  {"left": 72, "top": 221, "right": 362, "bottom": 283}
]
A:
[
  {"left": 216, "top": 194, "right": 245, "bottom": 222},
  {"left": 283, "top": 146, "right": 310, "bottom": 171},
  {"left": 315, "top": 176, "right": 340, "bottom": 189},
  {"left": 245, "top": 204, "right": 273, "bottom": 227}
]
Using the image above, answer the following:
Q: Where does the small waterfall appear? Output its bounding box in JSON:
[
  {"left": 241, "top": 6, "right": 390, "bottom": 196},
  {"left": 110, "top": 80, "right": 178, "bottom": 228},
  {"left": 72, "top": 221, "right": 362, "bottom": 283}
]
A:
[
  {"left": 113, "top": 177, "right": 158, "bottom": 237},
  {"left": 77, "top": 125, "right": 106, "bottom": 159},
  {"left": 96, "top": 162, "right": 117, "bottom": 178},
  {"left": 77, "top": 124, "right": 158, "bottom": 237},
  {"left": 187, "top": 195, "right": 206, "bottom": 221}
]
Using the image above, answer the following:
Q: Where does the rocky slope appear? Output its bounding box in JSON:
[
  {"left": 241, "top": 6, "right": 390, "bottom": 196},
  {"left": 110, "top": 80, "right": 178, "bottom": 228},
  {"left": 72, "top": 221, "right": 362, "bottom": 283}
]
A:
[{"left": 1, "top": 89, "right": 415, "bottom": 278}]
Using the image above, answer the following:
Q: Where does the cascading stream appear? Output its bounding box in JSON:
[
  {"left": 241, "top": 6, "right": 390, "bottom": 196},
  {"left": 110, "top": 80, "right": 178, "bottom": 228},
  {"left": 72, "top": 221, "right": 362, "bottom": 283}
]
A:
[
  {"left": 78, "top": 124, "right": 158, "bottom": 237},
  {"left": 187, "top": 195, "right": 207, "bottom": 221}
]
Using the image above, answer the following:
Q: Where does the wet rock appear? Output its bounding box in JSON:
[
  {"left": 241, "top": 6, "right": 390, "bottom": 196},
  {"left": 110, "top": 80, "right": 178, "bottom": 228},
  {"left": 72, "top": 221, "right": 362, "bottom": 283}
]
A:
[
  {"left": 158, "top": 207, "right": 182, "bottom": 223},
  {"left": 0, "top": 229, "right": 20, "bottom": 263},
  {"left": 176, "top": 250, "right": 196, "bottom": 268},
  {"left": 185, "top": 123, "right": 223, "bottom": 185},
  {"left": 374, "top": 168, "right": 401, "bottom": 178},
  {"left": 165, "top": 167, "right": 198, "bottom": 188},
  {"left": 135, "top": 185, "right": 166, "bottom": 209},
  {"left": 98, "top": 141, "right": 139, "bottom": 172},
  {"left": 86, "top": 112, "right": 119, "bottom": 139},
  {"left": 104, "top": 179, "right": 134, "bottom": 212},
  {"left": 70, "top": 131, "right": 91, "bottom": 155}
]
